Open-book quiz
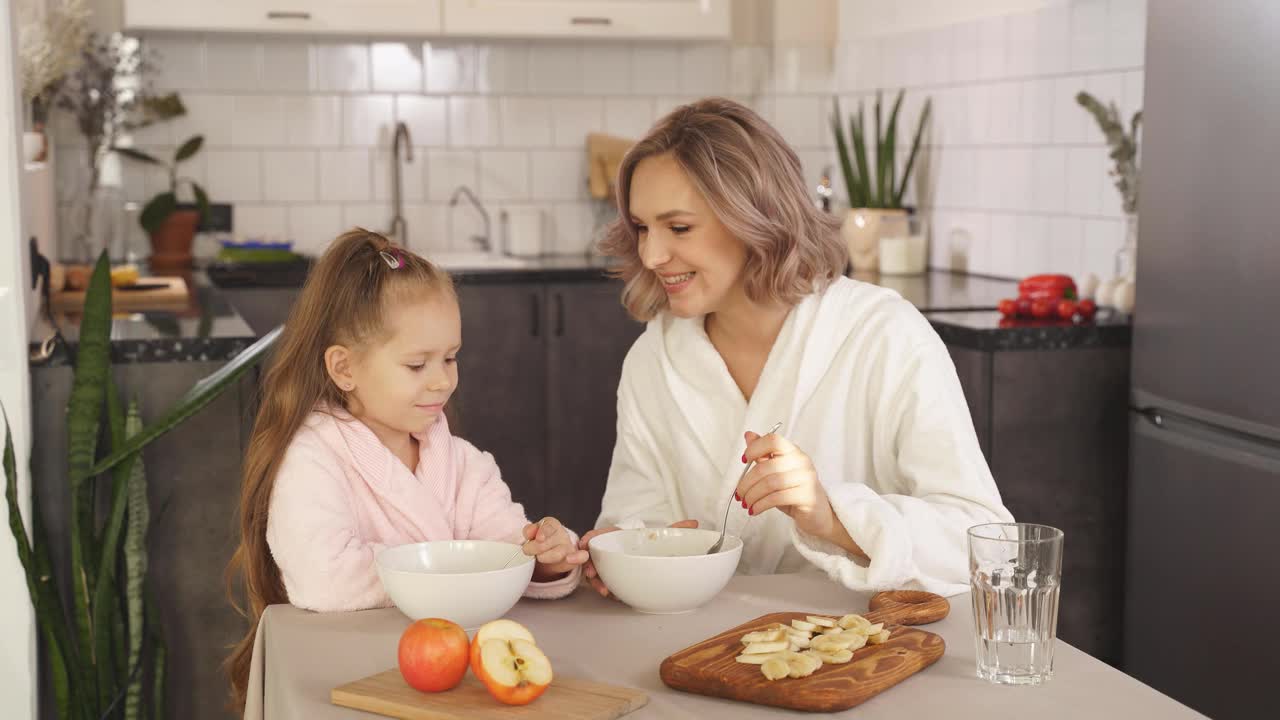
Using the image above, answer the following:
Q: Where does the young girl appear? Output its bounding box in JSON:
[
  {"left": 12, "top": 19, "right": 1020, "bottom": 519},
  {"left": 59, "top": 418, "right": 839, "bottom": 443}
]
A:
[{"left": 225, "top": 230, "right": 586, "bottom": 708}]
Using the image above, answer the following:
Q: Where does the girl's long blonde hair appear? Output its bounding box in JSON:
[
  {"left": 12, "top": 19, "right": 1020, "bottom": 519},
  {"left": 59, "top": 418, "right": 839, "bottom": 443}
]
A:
[{"left": 223, "top": 229, "right": 454, "bottom": 711}]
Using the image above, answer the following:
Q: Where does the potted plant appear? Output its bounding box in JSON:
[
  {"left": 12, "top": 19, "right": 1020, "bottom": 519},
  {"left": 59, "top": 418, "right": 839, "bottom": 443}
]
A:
[
  {"left": 831, "top": 90, "right": 931, "bottom": 273},
  {"left": 4, "top": 252, "right": 279, "bottom": 719},
  {"left": 15, "top": 0, "right": 91, "bottom": 161},
  {"left": 1077, "top": 91, "right": 1141, "bottom": 284},
  {"left": 113, "top": 134, "right": 209, "bottom": 272}
]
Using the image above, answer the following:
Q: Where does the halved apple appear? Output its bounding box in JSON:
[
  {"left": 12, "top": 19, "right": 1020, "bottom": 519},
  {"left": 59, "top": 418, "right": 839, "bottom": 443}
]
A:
[{"left": 470, "top": 619, "right": 553, "bottom": 706}]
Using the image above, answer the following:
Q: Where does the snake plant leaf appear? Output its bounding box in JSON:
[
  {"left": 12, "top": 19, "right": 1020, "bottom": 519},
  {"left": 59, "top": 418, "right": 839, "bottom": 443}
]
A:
[
  {"left": 89, "top": 326, "right": 282, "bottom": 478},
  {"left": 896, "top": 98, "right": 932, "bottom": 205},
  {"left": 123, "top": 401, "right": 150, "bottom": 720}
]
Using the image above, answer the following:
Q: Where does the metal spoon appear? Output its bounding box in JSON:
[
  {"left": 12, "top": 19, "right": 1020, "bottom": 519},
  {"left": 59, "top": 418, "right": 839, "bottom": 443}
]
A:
[
  {"left": 706, "top": 421, "right": 783, "bottom": 555},
  {"left": 501, "top": 518, "right": 548, "bottom": 569}
]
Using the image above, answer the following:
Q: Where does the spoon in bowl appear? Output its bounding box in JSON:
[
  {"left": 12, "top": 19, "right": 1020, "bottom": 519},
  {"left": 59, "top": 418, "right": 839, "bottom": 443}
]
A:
[{"left": 706, "top": 421, "right": 783, "bottom": 555}]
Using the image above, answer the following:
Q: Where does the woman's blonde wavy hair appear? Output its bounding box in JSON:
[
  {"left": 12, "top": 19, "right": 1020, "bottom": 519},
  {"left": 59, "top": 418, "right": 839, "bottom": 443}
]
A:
[{"left": 598, "top": 97, "right": 847, "bottom": 322}]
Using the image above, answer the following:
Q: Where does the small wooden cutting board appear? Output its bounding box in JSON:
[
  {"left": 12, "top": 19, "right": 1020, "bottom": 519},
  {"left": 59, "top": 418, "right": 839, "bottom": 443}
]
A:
[
  {"left": 52, "top": 276, "right": 189, "bottom": 312},
  {"left": 332, "top": 669, "right": 648, "bottom": 720},
  {"left": 659, "top": 590, "right": 950, "bottom": 713}
]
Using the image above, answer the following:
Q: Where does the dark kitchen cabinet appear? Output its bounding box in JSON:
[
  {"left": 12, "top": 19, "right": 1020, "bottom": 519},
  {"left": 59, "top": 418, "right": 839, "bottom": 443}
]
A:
[
  {"left": 544, "top": 282, "right": 646, "bottom": 533},
  {"left": 451, "top": 279, "right": 643, "bottom": 534}
]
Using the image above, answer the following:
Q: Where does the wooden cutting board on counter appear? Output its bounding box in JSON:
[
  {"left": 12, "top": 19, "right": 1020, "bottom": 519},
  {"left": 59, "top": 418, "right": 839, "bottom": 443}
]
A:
[
  {"left": 660, "top": 590, "right": 950, "bottom": 713},
  {"left": 51, "top": 277, "right": 189, "bottom": 312},
  {"left": 332, "top": 670, "right": 647, "bottom": 720}
]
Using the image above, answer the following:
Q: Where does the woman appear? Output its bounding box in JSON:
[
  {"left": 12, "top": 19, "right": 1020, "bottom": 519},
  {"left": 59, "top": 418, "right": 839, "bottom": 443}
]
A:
[{"left": 579, "top": 97, "right": 1013, "bottom": 597}]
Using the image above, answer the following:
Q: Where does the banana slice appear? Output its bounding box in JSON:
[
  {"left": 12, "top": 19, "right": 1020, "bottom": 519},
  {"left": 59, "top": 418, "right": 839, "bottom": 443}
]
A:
[
  {"left": 785, "top": 651, "right": 822, "bottom": 679},
  {"left": 844, "top": 631, "right": 868, "bottom": 652},
  {"left": 806, "top": 615, "right": 837, "bottom": 628},
  {"left": 742, "top": 640, "right": 789, "bottom": 655},
  {"left": 865, "top": 623, "right": 884, "bottom": 636},
  {"left": 791, "top": 619, "right": 817, "bottom": 632},
  {"left": 736, "top": 652, "right": 784, "bottom": 665},
  {"left": 761, "top": 657, "right": 790, "bottom": 681},
  {"left": 811, "top": 633, "right": 857, "bottom": 652},
  {"left": 838, "top": 614, "right": 872, "bottom": 633},
  {"left": 821, "top": 626, "right": 844, "bottom": 635},
  {"left": 868, "top": 629, "right": 892, "bottom": 645},
  {"left": 813, "top": 648, "right": 854, "bottom": 664},
  {"left": 741, "top": 628, "right": 786, "bottom": 644},
  {"left": 787, "top": 634, "right": 812, "bottom": 650}
]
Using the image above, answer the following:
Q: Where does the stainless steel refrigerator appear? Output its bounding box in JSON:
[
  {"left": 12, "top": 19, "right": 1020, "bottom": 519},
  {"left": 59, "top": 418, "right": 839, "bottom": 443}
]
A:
[{"left": 1123, "top": 2, "right": 1280, "bottom": 719}]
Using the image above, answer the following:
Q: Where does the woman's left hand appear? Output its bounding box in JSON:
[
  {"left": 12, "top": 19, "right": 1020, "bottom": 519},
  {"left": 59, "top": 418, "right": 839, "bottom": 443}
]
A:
[
  {"left": 522, "top": 517, "right": 589, "bottom": 581},
  {"left": 737, "top": 431, "right": 865, "bottom": 559}
]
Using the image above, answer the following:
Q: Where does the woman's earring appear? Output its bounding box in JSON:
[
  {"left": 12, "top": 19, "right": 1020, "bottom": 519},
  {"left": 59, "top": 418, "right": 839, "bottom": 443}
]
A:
[{"left": 343, "top": 383, "right": 354, "bottom": 391}]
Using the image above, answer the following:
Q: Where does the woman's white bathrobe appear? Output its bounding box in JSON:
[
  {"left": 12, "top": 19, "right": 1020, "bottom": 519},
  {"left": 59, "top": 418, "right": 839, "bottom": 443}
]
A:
[{"left": 596, "top": 276, "right": 1014, "bottom": 597}]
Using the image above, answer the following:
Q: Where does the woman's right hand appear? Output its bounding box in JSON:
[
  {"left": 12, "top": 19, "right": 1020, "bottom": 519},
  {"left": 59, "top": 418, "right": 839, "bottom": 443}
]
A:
[{"left": 577, "top": 519, "right": 700, "bottom": 597}]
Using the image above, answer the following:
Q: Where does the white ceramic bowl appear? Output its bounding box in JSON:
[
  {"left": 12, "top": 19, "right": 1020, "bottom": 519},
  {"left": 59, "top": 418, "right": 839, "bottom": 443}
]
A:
[
  {"left": 587, "top": 528, "right": 742, "bottom": 614},
  {"left": 376, "top": 540, "right": 534, "bottom": 629}
]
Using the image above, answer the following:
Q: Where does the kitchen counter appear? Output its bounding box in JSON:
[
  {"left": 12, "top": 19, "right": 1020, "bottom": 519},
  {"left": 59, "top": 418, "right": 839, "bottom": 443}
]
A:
[
  {"left": 244, "top": 572, "right": 1202, "bottom": 719},
  {"left": 29, "top": 256, "right": 1130, "bottom": 367},
  {"left": 28, "top": 271, "right": 259, "bottom": 367}
]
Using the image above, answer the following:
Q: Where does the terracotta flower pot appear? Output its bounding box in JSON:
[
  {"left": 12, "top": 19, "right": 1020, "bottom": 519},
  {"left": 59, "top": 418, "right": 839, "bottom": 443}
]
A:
[
  {"left": 840, "top": 208, "right": 907, "bottom": 272},
  {"left": 148, "top": 208, "right": 199, "bottom": 271}
]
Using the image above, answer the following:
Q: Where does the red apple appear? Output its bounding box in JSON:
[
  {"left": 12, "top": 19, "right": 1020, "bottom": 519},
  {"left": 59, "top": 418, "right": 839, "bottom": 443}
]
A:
[
  {"left": 397, "top": 618, "right": 470, "bottom": 693},
  {"left": 470, "top": 619, "right": 553, "bottom": 705}
]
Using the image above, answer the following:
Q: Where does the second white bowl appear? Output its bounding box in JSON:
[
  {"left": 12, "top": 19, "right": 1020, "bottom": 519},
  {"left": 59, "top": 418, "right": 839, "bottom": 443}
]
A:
[{"left": 588, "top": 527, "right": 742, "bottom": 614}]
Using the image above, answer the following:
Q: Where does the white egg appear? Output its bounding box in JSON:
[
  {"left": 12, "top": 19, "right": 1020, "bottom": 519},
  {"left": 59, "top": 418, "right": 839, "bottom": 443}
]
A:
[
  {"left": 1078, "top": 272, "right": 1100, "bottom": 300},
  {"left": 1095, "top": 278, "right": 1119, "bottom": 307},
  {"left": 1114, "top": 280, "right": 1136, "bottom": 314}
]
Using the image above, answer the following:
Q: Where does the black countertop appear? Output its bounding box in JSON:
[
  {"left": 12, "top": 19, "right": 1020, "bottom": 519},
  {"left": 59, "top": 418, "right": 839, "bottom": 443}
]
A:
[
  {"left": 29, "top": 272, "right": 260, "bottom": 368},
  {"left": 30, "top": 258, "right": 1130, "bottom": 367}
]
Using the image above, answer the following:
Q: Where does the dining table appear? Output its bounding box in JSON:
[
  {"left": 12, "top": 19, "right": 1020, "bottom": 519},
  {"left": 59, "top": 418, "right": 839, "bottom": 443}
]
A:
[{"left": 244, "top": 571, "right": 1205, "bottom": 719}]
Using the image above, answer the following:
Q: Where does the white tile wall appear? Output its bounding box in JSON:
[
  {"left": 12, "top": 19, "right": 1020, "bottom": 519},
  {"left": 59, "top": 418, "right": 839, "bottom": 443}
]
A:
[
  {"left": 840, "top": 0, "right": 1147, "bottom": 279},
  {"left": 371, "top": 42, "right": 424, "bottom": 93},
  {"left": 94, "top": 34, "right": 843, "bottom": 256}
]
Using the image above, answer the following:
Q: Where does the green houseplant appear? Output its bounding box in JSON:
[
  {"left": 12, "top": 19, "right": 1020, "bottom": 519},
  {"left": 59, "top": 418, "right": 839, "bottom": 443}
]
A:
[
  {"left": 113, "top": 132, "right": 209, "bottom": 272},
  {"left": 1077, "top": 91, "right": 1141, "bottom": 282},
  {"left": 4, "top": 252, "right": 279, "bottom": 719},
  {"left": 831, "top": 90, "right": 932, "bottom": 272}
]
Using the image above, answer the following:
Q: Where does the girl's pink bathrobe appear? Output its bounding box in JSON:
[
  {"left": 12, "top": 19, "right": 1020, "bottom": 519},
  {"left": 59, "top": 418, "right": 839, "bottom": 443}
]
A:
[{"left": 266, "top": 408, "right": 581, "bottom": 612}]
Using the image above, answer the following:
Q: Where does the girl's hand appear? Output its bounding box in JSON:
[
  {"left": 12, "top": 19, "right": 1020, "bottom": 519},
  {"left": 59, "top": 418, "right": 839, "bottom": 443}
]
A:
[
  {"left": 577, "top": 519, "right": 700, "bottom": 597},
  {"left": 737, "top": 431, "right": 866, "bottom": 559},
  {"left": 523, "top": 517, "right": 589, "bottom": 582}
]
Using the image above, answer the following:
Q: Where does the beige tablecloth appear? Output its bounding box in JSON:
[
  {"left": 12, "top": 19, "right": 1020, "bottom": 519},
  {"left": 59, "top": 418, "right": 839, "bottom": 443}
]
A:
[{"left": 244, "top": 573, "right": 1203, "bottom": 719}]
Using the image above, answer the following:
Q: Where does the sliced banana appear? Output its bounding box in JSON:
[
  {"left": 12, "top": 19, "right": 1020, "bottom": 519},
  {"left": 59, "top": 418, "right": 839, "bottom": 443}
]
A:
[
  {"left": 790, "top": 619, "right": 817, "bottom": 632},
  {"left": 741, "top": 640, "right": 789, "bottom": 655},
  {"left": 844, "top": 631, "right": 869, "bottom": 651},
  {"left": 811, "top": 633, "right": 858, "bottom": 652},
  {"left": 787, "top": 634, "right": 812, "bottom": 650},
  {"left": 806, "top": 615, "right": 837, "bottom": 628},
  {"left": 865, "top": 623, "right": 884, "bottom": 636},
  {"left": 868, "top": 629, "right": 892, "bottom": 645},
  {"left": 821, "top": 626, "right": 844, "bottom": 635},
  {"left": 736, "top": 652, "right": 784, "bottom": 665},
  {"left": 761, "top": 657, "right": 790, "bottom": 681},
  {"left": 838, "top": 614, "right": 872, "bottom": 633},
  {"left": 813, "top": 648, "right": 854, "bottom": 664},
  {"left": 785, "top": 652, "right": 822, "bottom": 679},
  {"left": 741, "top": 628, "right": 786, "bottom": 644}
]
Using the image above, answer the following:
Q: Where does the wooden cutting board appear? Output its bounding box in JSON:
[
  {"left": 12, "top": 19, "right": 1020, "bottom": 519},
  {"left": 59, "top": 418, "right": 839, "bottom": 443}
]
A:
[
  {"left": 52, "top": 277, "right": 189, "bottom": 312},
  {"left": 332, "top": 669, "right": 648, "bottom": 719},
  {"left": 660, "top": 590, "right": 950, "bottom": 713}
]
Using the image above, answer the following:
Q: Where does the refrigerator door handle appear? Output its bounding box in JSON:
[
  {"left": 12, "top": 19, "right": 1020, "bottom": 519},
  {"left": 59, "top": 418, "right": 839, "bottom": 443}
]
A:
[
  {"left": 1135, "top": 408, "right": 1280, "bottom": 473},
  {"left": 1136, "top": 407, "right": 1165, "bottom": 428}
]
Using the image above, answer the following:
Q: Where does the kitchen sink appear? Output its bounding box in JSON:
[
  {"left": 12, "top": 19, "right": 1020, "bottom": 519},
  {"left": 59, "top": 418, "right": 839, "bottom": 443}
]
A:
[{"left": 423, "top": 251, "right": 532, "bottom": 270}]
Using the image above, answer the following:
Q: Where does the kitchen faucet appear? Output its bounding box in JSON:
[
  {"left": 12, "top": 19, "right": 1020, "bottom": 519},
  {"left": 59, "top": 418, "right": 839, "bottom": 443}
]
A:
[
  {"left": 448, "top": 185, "right": 493, "bottom": 253},
  {"left": 387, "top": 121, "right": 412, "bottom": 243}
]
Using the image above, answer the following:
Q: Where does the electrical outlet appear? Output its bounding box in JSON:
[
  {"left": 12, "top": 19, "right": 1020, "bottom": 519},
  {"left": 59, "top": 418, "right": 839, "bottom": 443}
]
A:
[{"left": 198, "top": 203, "right": 233, "bottom": 233}]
